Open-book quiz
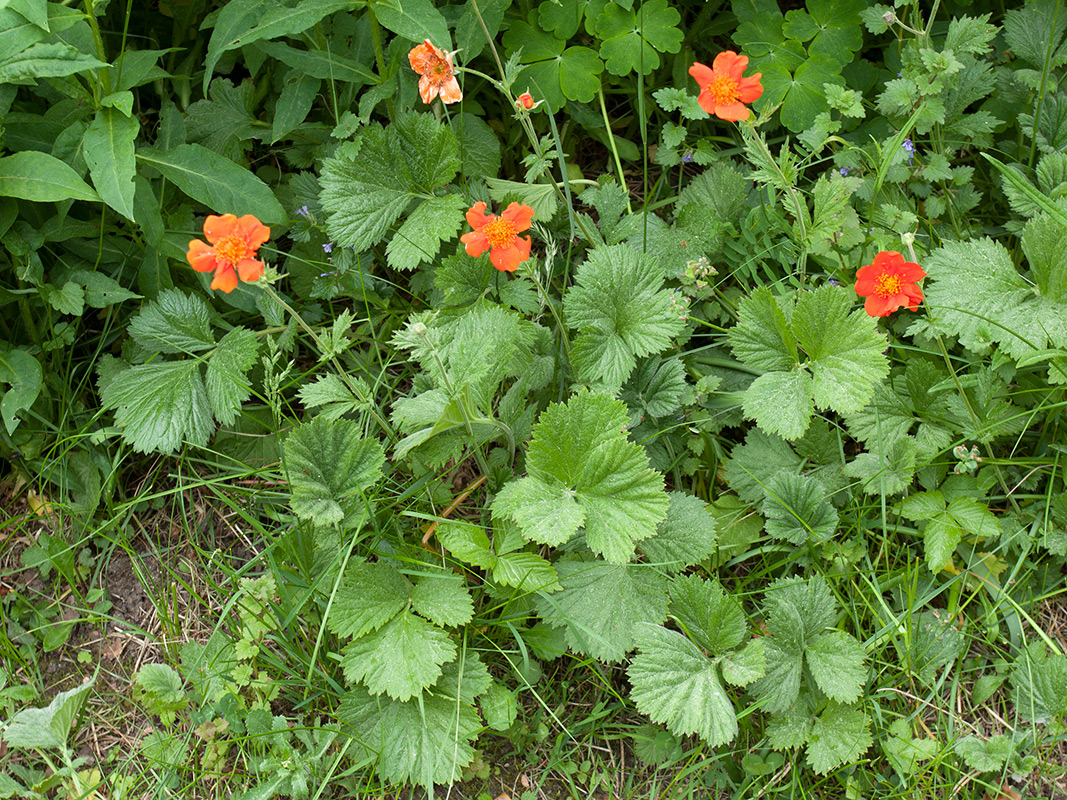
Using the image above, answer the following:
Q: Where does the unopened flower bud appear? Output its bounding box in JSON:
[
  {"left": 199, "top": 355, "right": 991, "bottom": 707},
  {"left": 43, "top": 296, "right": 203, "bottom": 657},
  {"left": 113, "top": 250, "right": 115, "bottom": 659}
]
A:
[
  {"left": 883, "top": 10, "right": 896, "bottom": 25},
  {"left": 411, "top": 322, "right": 428, "bottom": 337}
]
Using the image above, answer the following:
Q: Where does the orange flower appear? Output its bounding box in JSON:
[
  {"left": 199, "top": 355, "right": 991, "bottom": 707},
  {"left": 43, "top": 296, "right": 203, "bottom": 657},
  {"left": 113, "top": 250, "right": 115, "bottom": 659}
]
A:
[
  {"left": 460, "top": 201, "right": 534, "bottom": 272},
  {"left": 854, "top": 251, "right": 926, "bottom": 317},
  {"left": 186, "top": 214, "right": 270, "bottom": 293},
  {"left": 689, "top": 51, "right": 763, "bottom": 122},
  {"left": 408, "top": 39, "right": 462, "bottom": 105},
  {"left": 516, "top": 91, "right": 537, "bottom": 110}
]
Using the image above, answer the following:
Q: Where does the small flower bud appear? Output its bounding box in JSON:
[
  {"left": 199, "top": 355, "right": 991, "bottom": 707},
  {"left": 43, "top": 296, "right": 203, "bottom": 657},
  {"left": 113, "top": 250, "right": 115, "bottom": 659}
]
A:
[
  {"left": 883, "top": 10, "right": 896, "bottom": 25},
  {"left": 516, "top": 91, "right": 537, "bottom": 110},
  {"left": 411, "top": 322, "right": 428, "bottom": 337}
]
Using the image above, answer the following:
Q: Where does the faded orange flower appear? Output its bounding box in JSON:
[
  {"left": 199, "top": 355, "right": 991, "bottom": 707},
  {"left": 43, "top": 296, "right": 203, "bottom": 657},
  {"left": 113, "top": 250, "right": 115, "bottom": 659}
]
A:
[
  {"left": 460, "top": 201, "right": 534, "bottom": 272},
  {"left": 855, "top": 251, "right": 926, "bottom": 317},
  {"left": 689, "top": 51, "right": 763, "bottom": 122},
  {"left": 187, "top": 214, "right": 270, "bottom": 293},
  {"left": 516, "top": 91, "right": 537, "bottom": 110},
  {"left": 408, "top": 39, "right": 462, "bottom": 105}
]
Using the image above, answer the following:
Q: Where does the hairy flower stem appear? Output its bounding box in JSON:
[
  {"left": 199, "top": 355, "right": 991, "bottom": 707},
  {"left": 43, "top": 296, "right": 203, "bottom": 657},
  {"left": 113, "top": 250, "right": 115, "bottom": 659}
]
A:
[{"left": 367, "top": 2, "right": 396, "bottom": 120}]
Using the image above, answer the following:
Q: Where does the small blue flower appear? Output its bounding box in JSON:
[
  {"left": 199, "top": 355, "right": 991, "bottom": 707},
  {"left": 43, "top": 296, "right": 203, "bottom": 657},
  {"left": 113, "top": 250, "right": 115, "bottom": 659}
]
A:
[
  {"left": 296, "top": 205, "right": 309, "bottom": 216},
  {"left": 681, "top": 150, "right": 694, "bottom": 163},
  {"left": 902, "top": 138, "right": 915, "bottom": 153},
  {"left": 839, "top": 167, "right": 850, "bottom": 176},
  {"left": 827, "top": 278, "right": 839, "bottom": 287},
  {"left": 323, "top": 242, "right": 333, "bottom": 253}
]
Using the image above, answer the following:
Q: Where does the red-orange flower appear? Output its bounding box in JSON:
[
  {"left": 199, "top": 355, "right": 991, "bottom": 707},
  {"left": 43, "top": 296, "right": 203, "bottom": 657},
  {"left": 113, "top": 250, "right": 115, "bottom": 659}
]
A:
[
  {"left": 516, "top": 91, "right": 537, "bottom": 110},
  {"left": 460, "top": 201, "right": 534, "bottom": 272},
  {"left": 689, "top": 51, "right": 763, "bottom": 122},
  {"left": 186, "top": 213, "right": 270, "bottom": 293},
  {"left": 408, "top": 39, "right": 462, "bottom": 105},
  {"left": 855, "top": 251, "right": 926, "bottom": 317}
]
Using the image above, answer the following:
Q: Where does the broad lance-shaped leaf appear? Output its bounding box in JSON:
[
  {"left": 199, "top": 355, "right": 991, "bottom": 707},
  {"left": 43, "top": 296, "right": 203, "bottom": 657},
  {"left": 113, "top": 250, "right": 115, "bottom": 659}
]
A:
[
  {"left": 0, "top": 151, "right": 99, "bottom": 203},
  {"left": 492, "top": 390, "right": 668, "bottom": 563},
  {"left": 628, "top": 623, "right": 739, "bottom": 748},
  {"left": 535, "top": 556, "right": 668, "bottom": 662},
  {"left": 564, "top": 245, "right": 683, "bottom": 389},
  {"left": 83, "top": 106, "right": 139, "bottom": 220},
  {"left": 2, "top": 681, "right": 93, "bottom": 750},
  {"left": 283, "top": 416, "right": 386, "bottom": 527}
]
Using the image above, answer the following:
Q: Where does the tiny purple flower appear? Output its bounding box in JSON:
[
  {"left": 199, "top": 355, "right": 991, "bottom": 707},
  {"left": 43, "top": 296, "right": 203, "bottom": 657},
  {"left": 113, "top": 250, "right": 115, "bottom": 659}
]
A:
[
  {"left": 681, "top": 150, "right": 694, "bottom": 163},
  {"left": 839, "top": 167, "right": 850, "bottom": 176},
  {"left": 296, "top": 205, "right": 309, "bottom": 216},
  {"left": 827, "top": 278, "right": 839, "bottom": 287},
  {"left": 897, "top": 72, "right": 902, "bottom": 78},
  {"left": 902, "top": 138, "right": 915, "bottom": 153},
  {"left": 323, "top": 242, "right": 333, "bottom": 253}
]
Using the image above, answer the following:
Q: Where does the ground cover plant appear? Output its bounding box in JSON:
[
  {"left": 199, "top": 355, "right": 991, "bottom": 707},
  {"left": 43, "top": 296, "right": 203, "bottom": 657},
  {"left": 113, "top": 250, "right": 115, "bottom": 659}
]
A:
[{"left": 2, "top": 0, "right": 1067, "bottom": 797}]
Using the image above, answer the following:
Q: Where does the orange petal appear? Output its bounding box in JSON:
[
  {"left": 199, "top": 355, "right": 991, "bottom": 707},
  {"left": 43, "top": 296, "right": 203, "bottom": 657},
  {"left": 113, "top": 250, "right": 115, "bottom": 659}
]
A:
[
  {"left": 712, "top": 51, "right": 745, "bottom": 78},
  {"left": 696, "top": 89, "right": 716, "bottom": 115},
  {"left": 187, "top": 239, "right": 218, "bottom": 272},
  {"left": 737, "top": 74, "right": 763, "bottom": 103},
  {"left": 408, "top": 40, "right": 437, "bottom": 74},
  {"left": 466, "top": 201, "right": 491, "bottom": 229},
  {"left": 439, "top": 76, "right": 463, "bottom": 104},
  {"left": 515, "top": 235, "right": 531, "bottom": 261},
  {"left": 203, "top": 213, "right": 238, "bottom": 245},
  {"left": 210, "top": 265, "right": 239, "bottom": 293},
  {"left": 715, "top": 101, "right": 751, "bottom": 121},
  {"left": 490, "top": 244, "right": 522, "bottom": 272},
  {"left": 689, "top": 62, "right": 714, "bottom": 87},
  {"left": 236, "top": 258, "right": 263, "bottom": 283},
  {"left": 901, "top": 262, "right": 927, "bottom": 282},
  {"left": 461, "top": 230, "right": 489, "bottom": 257},
  {"left": 418, "top": 75, "right": 439, "bottom": 104},
  {"left": 502, "top": 202, "right": 534, "bottom": 232},
  {"left": 235, "top": 215, "right": 270, "bottom": 250}
]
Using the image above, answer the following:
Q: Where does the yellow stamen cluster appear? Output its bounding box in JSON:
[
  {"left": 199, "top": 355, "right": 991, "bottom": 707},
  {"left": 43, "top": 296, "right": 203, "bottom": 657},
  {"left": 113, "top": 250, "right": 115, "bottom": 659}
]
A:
[
  {"left": 482, "top": 217, "right": 516, "bottom": 248},
  {"left": 874, "top": 272, "right": 903, "bottom": 297},
  {"left": 709, "top": 74, "right": 740, "bottom": 105},
  {"left": 215, "top": 235, "right": 249, "bottom": 266}
]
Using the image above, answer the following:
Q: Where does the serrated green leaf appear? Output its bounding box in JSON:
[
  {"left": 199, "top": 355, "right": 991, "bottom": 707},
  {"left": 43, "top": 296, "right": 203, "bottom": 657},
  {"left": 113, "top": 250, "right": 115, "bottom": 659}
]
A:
[
  {"left": 411, "top": 571, "right": 474, "bottom": 627},
  {"left": 492, "top": 551, "right": 561, "bottom": 592},
  {"left": 283, "top": 416, "right": 386, "bottom": 526},
  {"left": 386, "top": 194, "right": 465, "bottom": 272},
  {"left": 628, "top": 623, "right": 738, "bottom": 747},
  {"left": 806, "top": 702, "right": 872, "bottom": 774},
  {"left": 493, "top": 391, "right": 668, "bottom": 563},
  {"left": 565, "top": 245, "right": 683, "bottom": 388},
  {"left": 723, "top": 429, "right": 803, "bottom": 505},
  {"left": 1011, "top": 642, "right": 1067, "bottom": 723},
  {"left": 742, "top": 369, "right": 813, "bottom": 441},
  {"left": 135, "top": 663, "right": 187, "bottom": 709},
  {"left": 40, "top": 281, "right": 84, "bottom": 316},
  {"left": 883, "top": 719, "right": 938, "bottom": 779},
  {"left": 721, "top": 639, "right": 766, "bottom": 686},
  {"left": 595, "top": 0, "right": 683, "bottom": 76},
  {"left": 954, "top": 734, "right": 1012, "bottom": 773},
  {"left": 340, "top": 611, "right": 456, "bottom": 701},
  {"left": 844, "top": 436, "right": 917, "bottom": 497},
  {"left": 296, "top": 373, "right": 370, "bottom": 421},
  {"left": 83, "top": 106, "right": 138, "bottom": 220},
  {"left": 668, "top": 574, "right": 744, "bottom": 655},
  {"left": 805, "top": 631, "right": 866, "bottom": 703},
  {"left": 206, "top": 327, "right": 257, "bottom": 425},
  {"left": 328, "top": 562, "right": 412, "bottom": 640},
  {"left": 128, "top": 289, "right": 214, "bottom": 354},
  {"left": 761, "top": 472, "right": 838, "bottom": 545},
  {"left": 751, "top": 635, "right": 804, "bottom": 713},
  {"left": 536, "top": 557, "right": 668, "bottom": 662},
  {"left": 100, "top": 361, "right": 214, "bottom": 453},
  {"left": 436, "top": 520, "right": 497, "bottom": 570},
  {"left": 639, "top": 492, "right": 717, "bottom": 572},
  {"left": 728, "top": 288, "right": 798, "bottom": 372},
  {"left": 480, "top": 680, "right": 518, "bottom": 732}
]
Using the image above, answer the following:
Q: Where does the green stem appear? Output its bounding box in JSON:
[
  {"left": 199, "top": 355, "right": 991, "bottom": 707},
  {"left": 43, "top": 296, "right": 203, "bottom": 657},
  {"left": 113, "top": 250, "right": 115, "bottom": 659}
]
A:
[
  {"left": 366, "top": 2, "right": 396, "bottom": 120},
  {"left": 83, "top": 0, "right": 111, "bottom": 98},
  {"left": 598, "top": 88, "right": 631, "bottom": 214}
]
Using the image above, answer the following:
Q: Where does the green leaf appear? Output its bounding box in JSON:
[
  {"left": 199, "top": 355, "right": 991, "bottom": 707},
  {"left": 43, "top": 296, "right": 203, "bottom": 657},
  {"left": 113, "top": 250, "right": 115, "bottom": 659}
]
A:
[
  {"left": 283, "top": 416, "right": 386, "bottom": 526},
  {"left": 595, "top": 0, "right": 683, "bottom": 76},
  {"left": 134, "top": 663, "right": 188, "bottom": 721},
  {"left": 727, "top": 288, "right": 798, "bottom": 372},
  {"left": 297, "top": 373, "right": 370, "bottom": 421},
  {"left": 1011, "top": 642, "right": 1067, "bottom": 723},
  {"left": 783, "top": 0, "right": 864, "bottom": 66},
  {"left": 0, "top": 348, "right": 41, "bottom": 435},
  {"left": 883, "top": 719, "right": 938, "bottom": 779},
  {"left": 954, "top": 734, "right": 1013, "bottom": 773},
  {"left": 565, "top": 245, "right": 683, "bottom": 388},
  {"left": 137, "top": 144, "right": 286, "bottom": 224},
  {"left": 340, "top": 611, "right": 456, "bottom": 701},
  {"left": 386, "top": 194, "right": 465, "bottom": 272},
  {"left": 453, "top": 111, "right": 501, "bottom": 179},
  {"left": 721, "top": 639, "right": 766, "bottom": 687},
  {"left": 792, "top": 285, "right": 889, "bottom": 416},
  {"left": 742, "top": 369, "right": 813, "bottom": 441},
  {"left": 2, "top": 681, "right": 92, "bottom": 749},
  {"left": 536, "top": 557, "right": 669, "bottom": 662},
  {"left": 805, "top": 631, "right": 866, "bottom": 703},
  {"left": 723, "top": 429, "right": 803, "bottom": 505},
  {"left": 328, "top": 562, "right": 412, "bottom": 639},
  {"left": 128, "top": 289, "right": 214, "bottom": 354},
  {"left": 492, "top": 391, "right": 668, "bottom": 563},
  {"left": 844, "top": 436, "right": 917, "bottom": 497},
  {"left": 628, "top": 623, "right": 738, "bottom": 747},
  {"left": 502, "top": 12, "right": 602, "bottom": 112},
  {"left": 492, "top": 551, "right": 561, "bottom": 592},
  {"left": 752, "top": 635, "right": 804, "bottom": 713},
  {"left": 411, "top": 570, "right": 474, "bottom": 627},
  {"left": 0, "top": 41, "right": 106, "bottom": 83},
  {"left": 206, "top": 327, "right": 258, "bottom": 425},
  {"left": 806, "top": 702, "right": 872, "bottom": 774},
  {"left": 100, "top": 361, "right": 214, "bottom": 453},
  {"left": 761, "top": 472, "right": 839, "bottom": 545},
  {"left": 375, "top": 0, "right": 450, "bottom": 46},
  {"left": 668, "top": 574, "right": 745, "bottom": 655},
  {"left": 40, "top": 281, "right": 84, "bottom": 316},
  {"left": 480, "top": 681, "right": 518, "bottom": 732},
  {"left": 437, "top": 520, "right": 496, "bottom": 570},
  {"left": 758, "top": 55, "right": 845, "bottom": 133},
  {"left": 255, "top": 40, "right": 377, "bottom": 85},
  {"left": 271, "top": 72, "right": 320, "bottom": 144},
  {"left": 639, "top": 492, "right": 717, "bottom": 572},
  {"left": 0, "top": 150, "right": 99, "bottom": 202},
  {"left": 82, "top": 106, "right": 138, "bottom": 220}
]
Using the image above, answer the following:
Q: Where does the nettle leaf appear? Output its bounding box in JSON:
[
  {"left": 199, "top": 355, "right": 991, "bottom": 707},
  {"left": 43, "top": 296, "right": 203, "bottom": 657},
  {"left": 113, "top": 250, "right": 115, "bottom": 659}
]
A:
[
  {"left": 297, "top": 373, "right": 371, "bottom": 421},
  {"left": 205, "top": 327, "right": 258, "bottom": 425},
  {"left": 565, "top": 245, "right": 683, "bottom": 389},
  {"left": 502, "top": 10, "right": 602, "bottom": 111},
  {"left": 320, "top": 112, "right": 459, "bottom": 252},
  {"left": 639, "top": 492, "right": 717, "bottom": 572},
  {"left": 128, "top": 290, "right": 214, "bottom": 354},
  {"left": 328, "top": 562, "right": 413, "bottom": 639},
  {"left": 1011, "top": 641, "right": 1067, "bottom": 723},
  {"left": 620, "top": 357, "right": 689, "bottom": 421},
  {"left": 492, "top": 391, "right": 668, "bottom": 563},
  {"left": 805, "top": 631, "right": 866, "bottom": 703},
  {"left": 668, "top": 574, "right": 745, "bottom": 655},
  {"left": 761, "top": 472, "right": 839, "bottom": 546},
  {"left": 100, "top": 361, "right": 214, "bottom": 453},
  {"left": 628, "top": 623, "right": 738, "bottom": 747},
  {"left": 283, "top": 416, "right": 386, "bottom": 527},
  {"left": 723, "top": 429, "right": 803, "bottom": 505},
  {"left": 806, "top": 702, "right": 872, "bottom": 774},
  {"left": 386, "top": 193, "right": 466, "bottom": 272},
  {"left": 338, "top": 655, "right": 487, "bottom": 789},
  {"left": 742, "top": 369, "right": 813, "bottom": 441},
  {"left": 535, "top": 556, "right": 669, "bottom": 662},
  {"left": 340, "top": 611, "right": 456, "bottom": 701},
  {"left": 595, "top": 0, "right": 683, "bottom": 76},
  {"left": 727, "top": 288, "right": 798, "bottom": 372},
  {"left": 411, "top": 570, "right": 474, "bottom": 628},
  {"left": 844, "top": 436, "right": 918, "bottom": 497}
]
